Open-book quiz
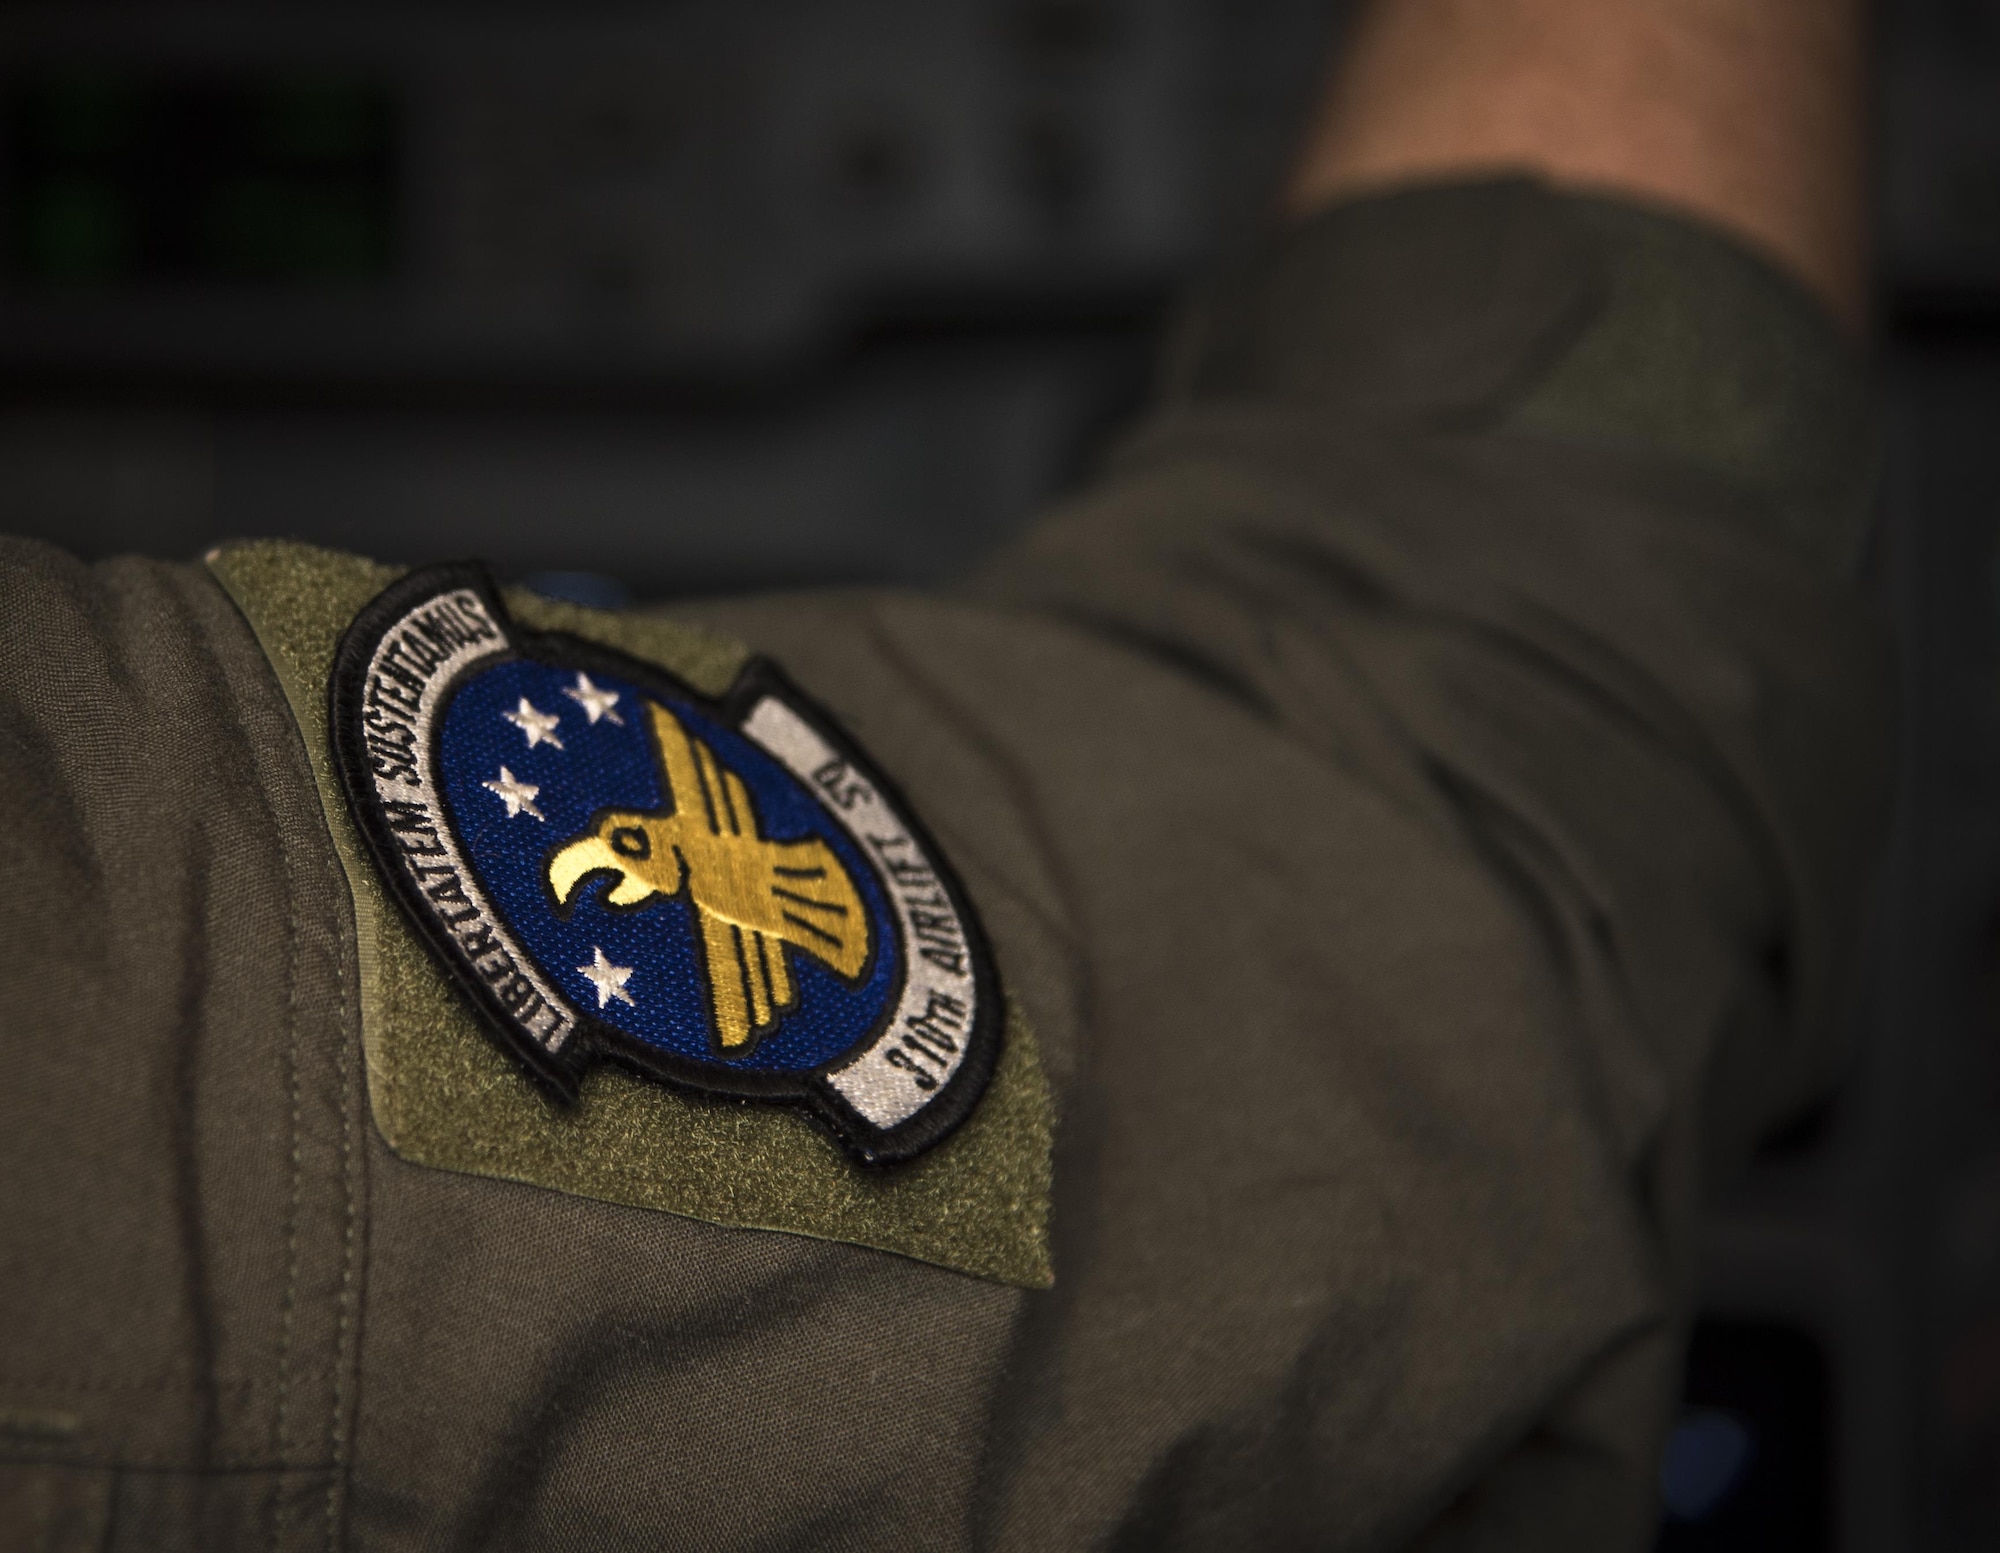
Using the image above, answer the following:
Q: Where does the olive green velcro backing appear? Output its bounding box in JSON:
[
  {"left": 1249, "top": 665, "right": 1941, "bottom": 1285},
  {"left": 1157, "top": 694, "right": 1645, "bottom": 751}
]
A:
[{"left": 206, "top": 539, "right": 1054, "bottom": 1288}]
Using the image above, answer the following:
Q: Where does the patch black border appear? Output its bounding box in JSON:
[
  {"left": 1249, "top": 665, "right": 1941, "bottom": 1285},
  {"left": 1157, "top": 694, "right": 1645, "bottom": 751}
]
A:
[{"left": 329, "top": 562, "right": 1000, "bottom": 1165}]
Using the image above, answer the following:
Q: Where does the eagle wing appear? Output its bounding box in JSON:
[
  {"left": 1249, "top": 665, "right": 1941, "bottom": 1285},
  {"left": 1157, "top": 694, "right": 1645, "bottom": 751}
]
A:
[
  {"left": 699, "top": 913, "right": 790, "bottom": 1051},
  {"left": 649, "top": 699, "right": 739, "bottom": 838},
  {"left": 646, "top": 701, "right": 870, "bottom": 1050}
]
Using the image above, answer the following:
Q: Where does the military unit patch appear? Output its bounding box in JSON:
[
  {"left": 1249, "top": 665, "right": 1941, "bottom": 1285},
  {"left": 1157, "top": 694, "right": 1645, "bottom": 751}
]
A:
[{"left": 330, "top": 563, "right": 999, "bottom": 1163}]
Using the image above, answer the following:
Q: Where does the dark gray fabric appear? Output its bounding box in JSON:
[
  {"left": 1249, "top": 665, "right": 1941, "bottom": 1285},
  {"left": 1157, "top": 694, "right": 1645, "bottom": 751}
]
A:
[{"left": 0, "top": 179, "right": 1891, "bottom": 1550}]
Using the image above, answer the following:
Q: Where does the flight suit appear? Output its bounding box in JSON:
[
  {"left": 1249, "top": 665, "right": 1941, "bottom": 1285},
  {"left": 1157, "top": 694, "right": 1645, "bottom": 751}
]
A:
[{"left": 0, "top": 179, "right": 1891, "bottom": 1550}]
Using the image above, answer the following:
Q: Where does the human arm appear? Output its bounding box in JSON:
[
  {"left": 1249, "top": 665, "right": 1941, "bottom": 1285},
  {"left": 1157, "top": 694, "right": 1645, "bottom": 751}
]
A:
[
  {"left": 1287, "top": 0, "right": 1870, "bottom": 330},
  {"left": 0, "top": 7, "right": 1889, "bottom": 1548}
]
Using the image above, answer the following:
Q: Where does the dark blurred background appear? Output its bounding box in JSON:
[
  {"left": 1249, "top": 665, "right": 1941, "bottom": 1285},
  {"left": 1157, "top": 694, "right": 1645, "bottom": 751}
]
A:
[{"left": 2, "top": 3, "right": 1997, "bottom": 1547}]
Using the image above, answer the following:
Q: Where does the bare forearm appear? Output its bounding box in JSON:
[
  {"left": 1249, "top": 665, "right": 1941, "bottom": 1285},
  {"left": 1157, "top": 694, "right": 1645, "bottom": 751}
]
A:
[{"left": 1286, "top": 0, "right": 1869, "bottom": 329}]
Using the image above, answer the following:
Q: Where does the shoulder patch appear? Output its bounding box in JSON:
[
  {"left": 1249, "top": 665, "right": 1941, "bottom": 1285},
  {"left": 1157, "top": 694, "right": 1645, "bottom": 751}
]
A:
[
  {"left": 206, "top": 540, "right": 1051, "bottom": 1288},
  {"left": 329, "top": 563, "right": 997, "bottom": 1163},
  {"left": 338, "top": 564, "right": 1016, "bottom": 1160}
]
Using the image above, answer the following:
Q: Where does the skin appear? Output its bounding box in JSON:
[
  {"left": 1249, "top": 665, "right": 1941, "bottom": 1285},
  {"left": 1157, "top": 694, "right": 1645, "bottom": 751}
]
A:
[{"left": 1285, "top": 0, "right": 1871, "bottom": 331}]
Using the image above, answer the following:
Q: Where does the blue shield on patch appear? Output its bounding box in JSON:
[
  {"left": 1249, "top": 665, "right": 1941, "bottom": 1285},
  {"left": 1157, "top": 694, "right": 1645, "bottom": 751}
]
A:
[{"left": 436, "top": 658, "right": 901, "bottom": 1073}]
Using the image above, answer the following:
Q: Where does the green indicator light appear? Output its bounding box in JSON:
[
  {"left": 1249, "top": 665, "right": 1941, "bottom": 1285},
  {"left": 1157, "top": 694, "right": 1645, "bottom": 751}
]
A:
[
  {"left": 260, "top": 81, "right": 383, "bottom": 162},
  {"left": 25, "top": 177, "right": 131, "bottom": 281},
  {"left": 29, "top": 74, "right": 137, "bottom": 158},
  {"left": 208, "top": 177, "right": 386, "bottom": 278},
  {"left": 8, "top": 71, "right": 397, "bottom": 287}
]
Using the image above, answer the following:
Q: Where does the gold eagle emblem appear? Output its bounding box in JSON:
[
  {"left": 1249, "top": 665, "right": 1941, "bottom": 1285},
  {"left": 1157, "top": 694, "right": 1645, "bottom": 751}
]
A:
[{"left": 547, "top": 700, "right": 870, "bottom": 1052}]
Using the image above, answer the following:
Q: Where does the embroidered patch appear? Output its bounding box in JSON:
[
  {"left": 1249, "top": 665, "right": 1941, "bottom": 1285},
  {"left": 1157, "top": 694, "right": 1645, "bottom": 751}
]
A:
[{"left": 329, "top": 563, "right": 998, "bottom": 1163}]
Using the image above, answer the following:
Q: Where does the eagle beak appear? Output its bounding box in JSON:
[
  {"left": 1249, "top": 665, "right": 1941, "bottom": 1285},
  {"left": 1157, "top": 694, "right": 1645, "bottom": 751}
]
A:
[{"left": 547, "top": 834, "right": 630, "bottom": 911}]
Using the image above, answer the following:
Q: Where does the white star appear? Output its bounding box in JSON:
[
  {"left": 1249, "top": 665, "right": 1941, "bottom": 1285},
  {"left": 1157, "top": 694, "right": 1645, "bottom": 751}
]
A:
[
  {"left": 483, "top": 766, "right": 545, "bottom": 821},
  {"left": 504, "top": 697, "right": 564, "bottom": 749},
  {"left": 565, "top": 672, "right": 625, "bottom": 725},
  {"left": 579, "top": 946, "right": 635, "bottom": 1008}
]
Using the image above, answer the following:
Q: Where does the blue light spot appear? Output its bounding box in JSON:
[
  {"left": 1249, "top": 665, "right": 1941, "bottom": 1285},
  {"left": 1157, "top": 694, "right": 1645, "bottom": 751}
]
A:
[
  {"left": 1660, "top": 1406, "right": 1757, "bottom": 1523},
  {"left": 519, "top": 571, "right": 632, "bottom": 610}
]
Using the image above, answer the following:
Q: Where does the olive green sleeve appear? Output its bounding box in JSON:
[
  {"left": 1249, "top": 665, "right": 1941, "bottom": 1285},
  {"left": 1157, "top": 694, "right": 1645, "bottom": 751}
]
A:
[
  {"left": 0, "top": 179, "right": 1891, "bottom": 1553},
  {"left": 980, "top": 178, "right": 1888, "bottom": 1183},
  {"left": 682, "top": 180, "right": 1889, "bottom": 1548},
  {"left": 943, "top": 178, "right": 1891, "bottom": 1545}
]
